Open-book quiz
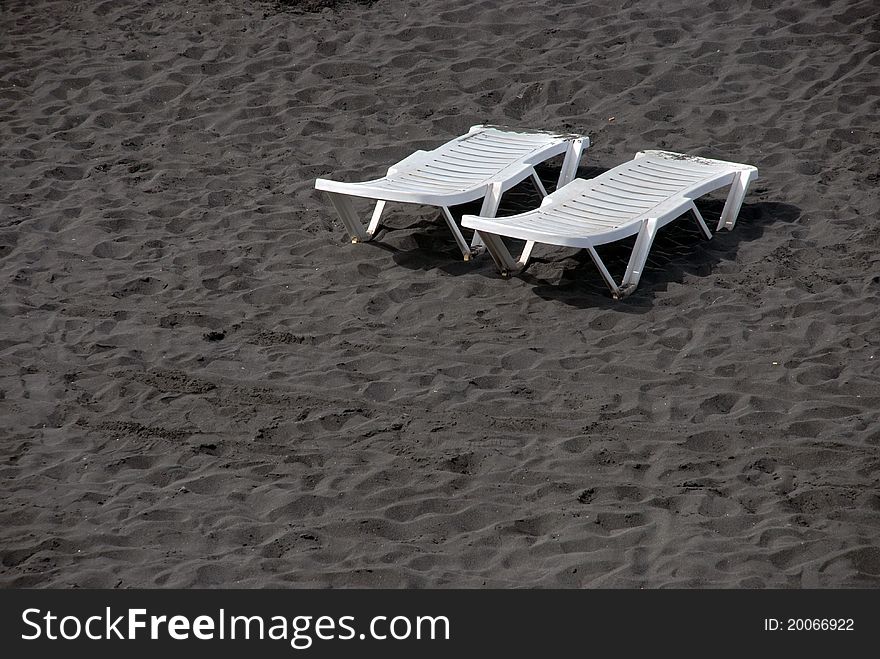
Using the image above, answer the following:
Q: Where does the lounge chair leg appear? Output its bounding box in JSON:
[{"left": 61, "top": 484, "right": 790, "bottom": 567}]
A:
[
  {"left": 441, "top": 207, "right": 473, "bottom": 261},
  {"left": 366, "top": 200, "right": 386, "bottom": 238},
  {"left": 587, "top": 247, "right": 621, "bottom": 298},
  {"left": 530, "top": 168, "right": 548, "bottom": 197},
  {"left": 325, "top": 192, "right": 370, "bottom": 243},
  {"left": 688, "top": 201, "right": 712, "bottom": 239},
  {"left": 717, "top": 171, "right": 751, "bottom": 231},
  {"left": 479, "top": 231, "right": 520, "bottom": 276},
  {"left": 518, "top": 241, "right": 536, "bottom": 268},
  {"left": 618, "top": 218, "right": 658, "bottom": 298},
  {"left": 557, "top": 138, "right": 585, "bottom": 189},
  {"left": 471, "top": 182, "right": 504, "bottom": 253},
  {"left": 507, "top": 172, "right": 548, "bottom": 268}
]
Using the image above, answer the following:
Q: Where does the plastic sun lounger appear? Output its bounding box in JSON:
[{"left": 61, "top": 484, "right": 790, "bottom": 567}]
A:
[
  {"left": 462, "top": 150, "right": 758, "bottom": 298},
  {"left": 314, "top": 125, "right": 587, "bottom": 260}
]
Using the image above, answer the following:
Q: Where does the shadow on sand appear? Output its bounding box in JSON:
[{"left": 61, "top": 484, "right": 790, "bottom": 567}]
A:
[
  {"left": 524, "top": 198, "right": 801, "bottom": 311},
  {"left": 363, "top": 163, "right": 800, "bottom": 309}
]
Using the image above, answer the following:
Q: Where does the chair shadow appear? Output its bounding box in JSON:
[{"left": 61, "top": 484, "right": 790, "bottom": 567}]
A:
[
  {"left": 365, "top": 163, "right": 799, "bottom": 309},
  {"left": 525, "top": 199, "right": 801, "bottom": 311}
]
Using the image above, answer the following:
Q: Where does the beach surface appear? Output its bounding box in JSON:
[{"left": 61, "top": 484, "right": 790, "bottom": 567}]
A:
[{"left": 1, "top": 0, "right": 879, "bottom": 587}]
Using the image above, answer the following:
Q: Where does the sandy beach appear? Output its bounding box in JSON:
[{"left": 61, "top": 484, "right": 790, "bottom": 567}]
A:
[{"left": 1, "top": 0, "right": 879, "bottom": 587}]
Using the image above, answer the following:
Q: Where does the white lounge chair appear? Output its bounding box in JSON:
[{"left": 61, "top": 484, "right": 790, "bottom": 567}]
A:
[
  {"left": 462, "top": 150, "right": 758, "bottom": 298},
  {"left": 314, "top": 125, "right": 587, "bottom": 260}
]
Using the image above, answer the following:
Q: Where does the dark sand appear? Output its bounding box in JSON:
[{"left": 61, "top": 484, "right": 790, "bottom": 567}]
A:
[{"left": 1, "top": 0, "right": 879, "bottom": 587}]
